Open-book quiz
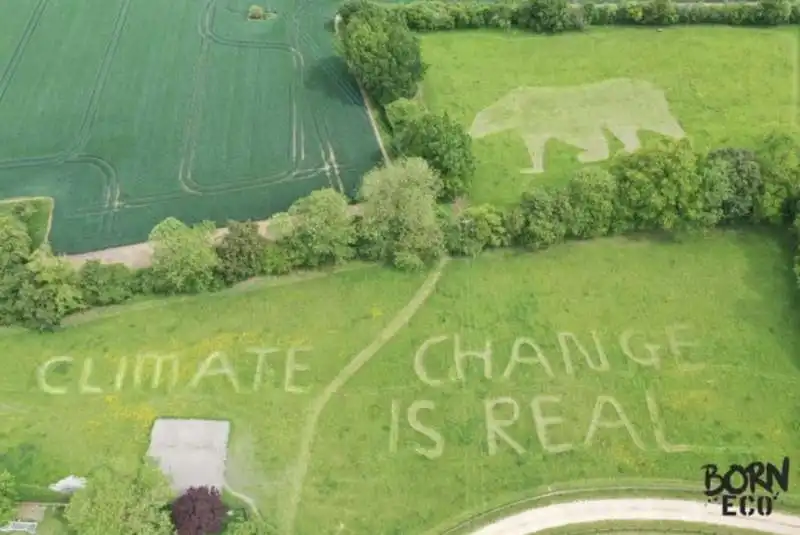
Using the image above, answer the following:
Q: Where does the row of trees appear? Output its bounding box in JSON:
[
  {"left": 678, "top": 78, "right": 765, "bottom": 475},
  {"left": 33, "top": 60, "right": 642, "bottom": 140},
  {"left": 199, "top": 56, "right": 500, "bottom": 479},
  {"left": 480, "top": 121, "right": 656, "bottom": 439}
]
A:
[
  {"left": 338, "top": 0, "right": 798, "bottom": 34},
  {"left": 337, "top": 0, "right": 477, "bottom": 199},
  {"left": 0, "top": 463, "right": 275, "bottom": 534},
  {"left": 3, "top": 131, "right": 800, "bottom": 331}
]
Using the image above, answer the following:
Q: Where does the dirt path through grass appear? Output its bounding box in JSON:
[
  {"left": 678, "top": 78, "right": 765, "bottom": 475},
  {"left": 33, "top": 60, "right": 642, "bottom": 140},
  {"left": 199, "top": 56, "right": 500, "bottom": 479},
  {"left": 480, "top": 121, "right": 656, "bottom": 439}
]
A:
[{"left": 282, "top": 256, "right": 451, "bottom": 534}]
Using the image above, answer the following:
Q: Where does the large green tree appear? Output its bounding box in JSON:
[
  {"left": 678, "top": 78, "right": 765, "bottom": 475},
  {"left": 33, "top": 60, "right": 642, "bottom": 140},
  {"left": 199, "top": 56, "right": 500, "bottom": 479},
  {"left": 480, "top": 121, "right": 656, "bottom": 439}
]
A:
[
  {"left": 10, "top": 245, "right": 84, "bottom": 331},
  {"left": 214, "top": 221, "right": 269, "bottom": 285},
  {"left": 358, "top": 157, "right": 445, "bottom": 270},
  {"left": 148, "top": 217, "right": 219, "bottom": 294},
  {"left": 390, "top": 101, "right": 476, "bottom": 201},
  {"left": 65, "top": 459, "right": 175, "bottom": 535},
  {"left": 272, "top": 188, "right": 356, "bottom": 268},
  {"left": 611, "top": 138, "right": 709, "bottom": 232},
  {"left": 339, "top": 3, "right": 426, "bottom": 106}
]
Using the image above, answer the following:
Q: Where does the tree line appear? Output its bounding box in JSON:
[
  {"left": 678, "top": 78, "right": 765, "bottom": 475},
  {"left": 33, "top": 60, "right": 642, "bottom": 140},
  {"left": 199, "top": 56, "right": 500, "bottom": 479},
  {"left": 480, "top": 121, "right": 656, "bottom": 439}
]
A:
[{"left": 0, "top": 464, "right": 274, "bottom": 534}]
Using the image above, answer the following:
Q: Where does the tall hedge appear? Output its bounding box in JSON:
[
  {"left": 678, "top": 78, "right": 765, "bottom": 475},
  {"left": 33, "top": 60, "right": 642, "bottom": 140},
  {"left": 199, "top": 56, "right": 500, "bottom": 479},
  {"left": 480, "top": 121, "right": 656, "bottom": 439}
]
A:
[{"left": 339, "top": 0, "right": 800, "bottom": 32}]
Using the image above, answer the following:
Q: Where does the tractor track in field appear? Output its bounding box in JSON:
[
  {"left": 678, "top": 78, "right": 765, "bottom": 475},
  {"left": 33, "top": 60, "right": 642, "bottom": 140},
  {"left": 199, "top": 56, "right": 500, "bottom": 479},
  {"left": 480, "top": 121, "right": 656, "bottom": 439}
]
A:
[
  {"left": 0, "top": 0, "right": 131, "bottom": 171},
  {"left": 0, "top": 0, "right": 49, "bottom": 104}
]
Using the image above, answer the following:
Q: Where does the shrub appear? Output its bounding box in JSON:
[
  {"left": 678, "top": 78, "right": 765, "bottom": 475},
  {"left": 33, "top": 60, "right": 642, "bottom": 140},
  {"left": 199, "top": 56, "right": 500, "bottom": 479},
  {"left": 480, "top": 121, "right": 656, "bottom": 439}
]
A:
[
  {"left": 171, "top": 486, "right": 228, "bottom": 535},
  {"left": 248, "top": 5, "right": 265, "bottom": 19},
  {"left": 148, "top": 217, "right": 219, "bottom": 295},
  {"left": 66, "top": 459, "right": 174, "bottom": 535},
  {"left": 275, "top": 189, "right": 356, "bottom": 268},
  {"left": 642, "top": 0, "right": 678, "bottom": 25},
  {"left": 339, "top": 6, "right": 426, "bottom": 106},
  {"left": 262, "top": 243, "right": 297, "bottom": 276},
  {"left": 358, "top": 157, "right": 445, "bottom": 270},
  {"left": 704, "top": 148, "right": 762, "bottom": 222},
  {"left": 385, "top": 98, "right": 425, "bottom": 134},
  {"left": 78, "top": 261, "right": 135, "bottom": 307},
  {"left": 130, "top": 266, "right": 160, "bottom": 295},
  {"left": 753, "top": 131, "right": 800, "bottom": 224},
  {"left": 564, "top": 167, "right": 617, "bottom": 239},
  {"left": 517, "top": 0, "right": 578, "bottom": 32},
  {"left": 510, "top": 187, "right": 571, "bottom": 249},
  {"left": 215, "top": 221, "right": 269, "bottom": 285},
  {"left": 351, "top": 214, "right": 384, "bottom": 262},
  {"left": 391, "top": 109, "right": 476, "bottom": 201},
  {"left": 8, "top": 246, "right": 84, "bottom": 331},
  {"left": 445, "top": 204, "right": 509, "bottom": 257},
  {"left": 0, "top": 214, "right": 32, "bottom": 270},
  {"left": 611, "top": 138, "right": 705, "bottom": 231},
  {"left": 758, "top": 0, "right": 792, "bottom": 25},
  {"left": 0, "top": 471, "right": 16, "bottom": 525}
]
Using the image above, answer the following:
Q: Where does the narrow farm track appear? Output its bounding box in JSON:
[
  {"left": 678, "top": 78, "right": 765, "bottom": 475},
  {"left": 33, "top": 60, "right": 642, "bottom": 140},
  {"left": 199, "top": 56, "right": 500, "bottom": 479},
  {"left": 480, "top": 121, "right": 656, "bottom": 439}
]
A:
[{"left": 466, "top": 499, "right": 800, "bottom": 535}]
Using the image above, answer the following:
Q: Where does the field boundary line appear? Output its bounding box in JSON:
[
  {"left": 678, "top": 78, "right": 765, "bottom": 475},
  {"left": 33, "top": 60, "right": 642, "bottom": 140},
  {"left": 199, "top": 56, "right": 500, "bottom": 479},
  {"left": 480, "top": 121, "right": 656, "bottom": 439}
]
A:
[
  {"left": 282, "top": 256, "right": 450, "bottom": 534},
  {"left": 0, "top": 0, "right": 49, "bottom": 102},
  {"left": 334, "top": 15, "right": 390, "bottom": 165}
]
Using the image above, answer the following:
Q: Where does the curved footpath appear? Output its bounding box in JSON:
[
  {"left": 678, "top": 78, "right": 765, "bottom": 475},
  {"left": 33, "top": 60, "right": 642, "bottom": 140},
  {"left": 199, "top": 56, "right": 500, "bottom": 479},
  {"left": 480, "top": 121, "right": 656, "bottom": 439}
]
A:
[{"left": 467, "top": 499, "right": 800, "bottom": 535}]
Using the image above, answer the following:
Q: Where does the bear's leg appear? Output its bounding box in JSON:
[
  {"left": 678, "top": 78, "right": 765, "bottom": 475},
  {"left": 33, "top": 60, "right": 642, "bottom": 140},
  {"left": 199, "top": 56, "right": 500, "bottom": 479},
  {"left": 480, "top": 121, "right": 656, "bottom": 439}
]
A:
[
  {"left": 607, "top": 124, "right": 641, "bottom": 153},
  {"left": 562, "top": 130, "right": 610, "bottom": 164},
  {"left": 520, "top": 133, "right": 547, "bottom": 174}
]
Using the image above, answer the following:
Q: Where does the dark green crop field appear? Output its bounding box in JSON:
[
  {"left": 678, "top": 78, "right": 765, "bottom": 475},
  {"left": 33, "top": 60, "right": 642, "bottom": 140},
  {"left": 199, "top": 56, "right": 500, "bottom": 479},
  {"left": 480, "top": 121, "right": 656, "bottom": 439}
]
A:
[{"left": 0, "top": 0, "right": 382, "bottom": 253}]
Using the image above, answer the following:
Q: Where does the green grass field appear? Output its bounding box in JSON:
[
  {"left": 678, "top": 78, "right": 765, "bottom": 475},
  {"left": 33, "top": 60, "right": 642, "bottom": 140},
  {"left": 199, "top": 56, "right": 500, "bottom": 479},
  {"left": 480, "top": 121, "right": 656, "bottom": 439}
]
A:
[
  {"left": 1, "top": 229, "right": 799, "bottom": 533},
  {"left": 0, "top": 0, "right": 381, "bottom": 254},
  {"left": 420, "top": 26, "right": 800, "bottom": 206}
]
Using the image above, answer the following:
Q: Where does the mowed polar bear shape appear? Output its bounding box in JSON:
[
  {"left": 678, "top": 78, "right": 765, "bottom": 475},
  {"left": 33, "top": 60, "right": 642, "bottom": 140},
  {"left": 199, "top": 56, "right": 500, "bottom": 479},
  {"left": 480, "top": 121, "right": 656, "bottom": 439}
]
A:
[{"left": 468, "top": 78, "right": 686, "bottom": 174}]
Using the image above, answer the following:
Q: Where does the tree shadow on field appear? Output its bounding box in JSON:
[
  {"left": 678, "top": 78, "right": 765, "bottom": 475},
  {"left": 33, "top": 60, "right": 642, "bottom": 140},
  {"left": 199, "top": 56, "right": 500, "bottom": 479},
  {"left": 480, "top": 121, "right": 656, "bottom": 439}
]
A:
[
  {"left": 736, "top": 225, "right": 800, "bottom": 372},
  {"left": 304, "top": 56, "right": 363, "bottom": 107}
]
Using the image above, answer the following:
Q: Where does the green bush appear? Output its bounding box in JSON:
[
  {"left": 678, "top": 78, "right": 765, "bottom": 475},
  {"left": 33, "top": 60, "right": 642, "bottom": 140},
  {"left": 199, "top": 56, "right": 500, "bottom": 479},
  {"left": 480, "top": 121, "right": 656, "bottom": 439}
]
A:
[
  {"left": 385, "top": 98, "right": 425, "bottom": 134},
  {"left": 759, "top": 0, "right": 792, "bottom": 25},
  {"left": 642, "top": 0, "right": 678, "bottom": 25},
  {"left": 444, "top": 204, "right": 509, "bottom": 257},
  {"left": 564, "top": 167, "right": 618, "bottom": 239},
  {"left": 754, "top": 132, "right": 800, "bottom": 224},
  {"left": 391, "top": 108, "right": 476, "bottom": 201},
  {"left": 509, "top": 187, "right": 571, "bottom": 250},
  {"left": 78, "top": 261, "right": 135, "bottom": 307},
  {"left": 148, "top": 217, "right": 220, "bottom": 295},
  {"left": 215, "top": 220, "right": 270, "bottom": 285},
  {"left": 704, "top": 148, "right": 762, "bottom": 222},
  {"left": 611, "top": 138, "right": 706, "bottom": 232},
  {"left": 9, "top": 246, "right": 84, "bottom": 331},
  {"left": 275, "top": 189, "right": 356, "bottom": 269},
  {"left": 130, "top": 266, "right": 160, "bottom": 295},
  {"left": 517, "top": 0, "right": 581, "bottom": 33},
  {"left": 262, "top": 243, "right": 297, "bottom": 276},
  {"left": 358, "top": 157, "right": 445, "bottom": 270}
]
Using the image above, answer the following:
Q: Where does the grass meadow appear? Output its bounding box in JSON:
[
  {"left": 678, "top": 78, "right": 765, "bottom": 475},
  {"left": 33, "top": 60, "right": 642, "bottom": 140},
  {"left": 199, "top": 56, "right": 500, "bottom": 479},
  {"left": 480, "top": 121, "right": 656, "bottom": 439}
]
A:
[
  {"left": 419, "top": 26, "right": 800, "bottom": 206},
  {"left": 1, "top": 230, "right": 799, "bottom": 533}
]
